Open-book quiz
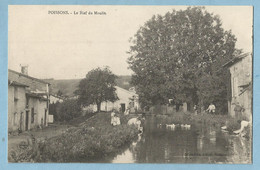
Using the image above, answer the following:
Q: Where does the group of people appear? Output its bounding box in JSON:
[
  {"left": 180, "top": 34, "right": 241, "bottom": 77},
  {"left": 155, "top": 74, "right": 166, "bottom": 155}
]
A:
[
  {"left": 111, "top": 110, "right": 121, "bottom": 126},
  {"left": 110, "top": 108, "right": 132, "bottom": 126},
  {"left": 199, "top": 102, "right": 245, "bottom": 116},
  {"left": 110, "top": 109, "right": 144, "bottom": 133},
  {"left": 192, "top": 103, "right": 216, "bottom": 114}
]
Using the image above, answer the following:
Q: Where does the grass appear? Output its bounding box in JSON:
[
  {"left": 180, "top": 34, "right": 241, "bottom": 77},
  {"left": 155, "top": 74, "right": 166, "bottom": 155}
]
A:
[{"left": 9, "top": 112, "right": 139, "bottom": 162}]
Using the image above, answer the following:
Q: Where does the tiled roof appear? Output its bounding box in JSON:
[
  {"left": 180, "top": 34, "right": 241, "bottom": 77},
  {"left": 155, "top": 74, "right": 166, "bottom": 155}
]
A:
[
  {"left": 222, "top": 53, "right": 250, "bottom": 68},
  {"left": 8, "top": 69, "right": 51, "bottom": 92},
  {"left": 8, "top": 69, "right": 50, "bottom": 85},
  {"left": 8, "top": 80, "right": 29, "bottom": 87}
]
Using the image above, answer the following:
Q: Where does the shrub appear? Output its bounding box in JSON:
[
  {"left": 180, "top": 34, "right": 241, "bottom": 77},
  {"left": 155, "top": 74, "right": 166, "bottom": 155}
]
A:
[{"left": 55, "top": 99, "right": 82, "bottom": 122}]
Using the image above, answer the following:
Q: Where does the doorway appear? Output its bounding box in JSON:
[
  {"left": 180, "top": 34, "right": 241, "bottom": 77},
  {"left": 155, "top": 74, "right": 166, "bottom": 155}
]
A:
[
  {"left": 25, "top": 111, "right": 29, "bottom": 131},
  {"left": 44, "top": 109, "right": 47, "bottom": 126},
  {"left": 121, "top": 103, "right": 126, "bottom": 113}
]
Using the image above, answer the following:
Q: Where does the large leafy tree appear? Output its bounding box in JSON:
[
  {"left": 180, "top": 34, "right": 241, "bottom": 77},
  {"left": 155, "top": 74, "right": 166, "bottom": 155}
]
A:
[
  {"left": 76, "top": 67, "right": 119, "bottom": 112},
  {"left": 128, "top": 7, "right": 240, "bottom": 113}
]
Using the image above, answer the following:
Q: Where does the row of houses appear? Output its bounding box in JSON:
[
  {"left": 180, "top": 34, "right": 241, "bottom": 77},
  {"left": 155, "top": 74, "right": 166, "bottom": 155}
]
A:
[
  {"left": 7, "top": 69, "right": 139, "bottom": 132},
  {"left": 8, "top": 68, "right": 50, "bottom": 132}
]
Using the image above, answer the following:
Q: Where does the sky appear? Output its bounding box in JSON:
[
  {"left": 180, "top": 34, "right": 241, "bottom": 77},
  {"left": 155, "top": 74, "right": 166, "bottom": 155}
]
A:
[{"left": 8, "top": 5, "right": 253, "bottom": 79}]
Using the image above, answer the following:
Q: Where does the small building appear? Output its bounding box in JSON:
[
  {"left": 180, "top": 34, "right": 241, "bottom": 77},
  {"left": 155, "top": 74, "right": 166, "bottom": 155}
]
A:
[
  {"left": 8, "top": 68, "right": 50, "bottom": 132},
  {"left": 50, "top": 93, "right": 64, "bottom": 104},
  {"left": 90, "top": 86, "right": 139, "bottom": 113},
  {"left": 223, "top": 53, "right": 252, "bottom": 120}
]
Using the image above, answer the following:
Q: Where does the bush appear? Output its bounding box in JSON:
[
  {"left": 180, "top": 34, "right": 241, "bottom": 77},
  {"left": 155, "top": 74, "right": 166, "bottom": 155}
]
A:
[{"left": 55, "top": 99, "right": 82, "bottom": 122}]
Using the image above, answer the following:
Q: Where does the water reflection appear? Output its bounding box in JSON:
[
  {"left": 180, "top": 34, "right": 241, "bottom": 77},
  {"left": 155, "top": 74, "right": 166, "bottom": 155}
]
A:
[
  {"left": 106, "top": 115, "right": 250, "bottom": 163},
  {"left": 112, "top": 149, "right": 134, "bottom": 163}
]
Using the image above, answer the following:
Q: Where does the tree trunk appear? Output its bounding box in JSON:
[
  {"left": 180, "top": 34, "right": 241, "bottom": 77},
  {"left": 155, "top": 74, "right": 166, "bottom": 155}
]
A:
[
  {"left": 97, "top": 103, "right": 101, "bottom": 112},
  {"left": 187, "top": 101, "right": 194, "bottom": 112},
  {"left": 198, "top": 99, "right": 204, "bottom": 113}
]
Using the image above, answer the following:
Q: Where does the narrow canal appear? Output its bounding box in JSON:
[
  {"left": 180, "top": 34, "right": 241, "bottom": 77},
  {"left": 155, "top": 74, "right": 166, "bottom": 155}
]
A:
[{"left": 100, "top": 115, "right": 251, "bottom": 163}]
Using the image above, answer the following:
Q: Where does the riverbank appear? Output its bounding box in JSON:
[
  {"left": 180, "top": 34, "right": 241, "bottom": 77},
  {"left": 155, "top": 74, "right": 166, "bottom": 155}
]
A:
[
  {"left": 9, "top": 112, "right": 139, "bottom": 162},
  {"left": 153, "top": 111, "right": 250, "bottom": 134}
]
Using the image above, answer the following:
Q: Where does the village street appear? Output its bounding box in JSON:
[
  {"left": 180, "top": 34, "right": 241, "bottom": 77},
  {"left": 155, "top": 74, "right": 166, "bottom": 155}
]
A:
[{"left": 8, "top": 124, "right": 69, "bottom": 152}]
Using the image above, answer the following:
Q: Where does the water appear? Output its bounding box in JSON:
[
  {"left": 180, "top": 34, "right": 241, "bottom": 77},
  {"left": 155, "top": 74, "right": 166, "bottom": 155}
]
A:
[{"left": 99, "top": 115, "right": 251, "bottom": 163}]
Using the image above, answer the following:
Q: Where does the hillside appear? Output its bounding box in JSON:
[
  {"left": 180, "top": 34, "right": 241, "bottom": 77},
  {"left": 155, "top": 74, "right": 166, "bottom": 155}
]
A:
[{"left": 43, "top": 75, "right": 132, "bottom": 97}]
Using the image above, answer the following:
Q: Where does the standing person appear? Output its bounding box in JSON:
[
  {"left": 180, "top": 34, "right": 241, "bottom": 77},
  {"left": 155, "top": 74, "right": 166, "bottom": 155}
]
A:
[
  {"left": 124, "top": 108, "right": 130, "bottom": 115},
  {"left": 206, "top": 103, "right": 216, "bottom": 114},
  {"left": 234, "top": 102, "right": 244, "bottom": 120},
  {"left": 111, "top": 110, "right": 116, "bottom": 125},
  {"left": 194, "top": 105, "right": 198, "bottom": 115}
]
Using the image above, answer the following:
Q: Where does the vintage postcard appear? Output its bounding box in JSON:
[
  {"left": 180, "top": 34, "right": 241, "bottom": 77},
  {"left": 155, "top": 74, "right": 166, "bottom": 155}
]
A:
[{"left": 7, "top": 5, "right": 253, "bottom": 164}]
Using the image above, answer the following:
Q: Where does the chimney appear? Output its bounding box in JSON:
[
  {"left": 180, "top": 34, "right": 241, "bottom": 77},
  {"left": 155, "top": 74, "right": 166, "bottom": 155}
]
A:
[{"left": 20, "top": 65, "right": 28, "bottom": 75}]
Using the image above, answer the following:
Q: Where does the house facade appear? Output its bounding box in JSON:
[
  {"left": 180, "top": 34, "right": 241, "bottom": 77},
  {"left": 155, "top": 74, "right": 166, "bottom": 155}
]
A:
[
  {"left": 223, "top": 53, "right": 252, "bottom": 120},
  {"left": 8, "top": 69, "right": 50, "bottom": 132},
  {"left": 8, "top": 81, "right": 28, "bottom": 132}
]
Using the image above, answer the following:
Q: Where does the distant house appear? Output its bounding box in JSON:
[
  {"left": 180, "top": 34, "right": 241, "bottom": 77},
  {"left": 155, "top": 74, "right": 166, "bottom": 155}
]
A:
[
  {"left": 89, "top": 86, "right": 139, "bottom": 113},
  {"left": 223, "top": 53, "right": 252, "bottom": 120},
  {"left": 50, "top": 94, "right": 64, "bottom": 104},
  {"left": 8, "top": 68, "right": 50, "bottom": 132}
]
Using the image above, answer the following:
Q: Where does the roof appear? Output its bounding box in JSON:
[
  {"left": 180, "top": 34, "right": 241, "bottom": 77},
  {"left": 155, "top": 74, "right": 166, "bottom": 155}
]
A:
[
  {"left": 222, "top": 53, "right": 250, "bottom": 68},
  {"left": 8, "top": 80, "right": 29, "bottom": 87},
  {"left": 50, "top": 93, "right": 65, "bottom": 99},
  {"left": 8, "top": 69, "right": 51, "bottom": 85},
  {"left": 26, "top": 92, "right": 48, "bottom": 101},
  {"left": 115, "top": 86, "right": 136, "bottom": 96}
]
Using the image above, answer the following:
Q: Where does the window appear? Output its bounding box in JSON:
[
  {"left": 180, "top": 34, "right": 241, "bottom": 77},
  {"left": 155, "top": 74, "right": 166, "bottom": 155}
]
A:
[
  {"left": 14, "top": 87, "right": 18, "bottom": 101},
  {"left": 31, "top": 107, "right": 34, "bottom": 123},
  {"left": 13, "top": 112, "right": 17, "bottom": 125}
]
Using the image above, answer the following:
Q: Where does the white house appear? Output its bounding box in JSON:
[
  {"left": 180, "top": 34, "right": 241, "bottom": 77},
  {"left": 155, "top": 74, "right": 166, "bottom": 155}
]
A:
[{"left": 90, "top": 86, "right": 139, "bottom": 113}]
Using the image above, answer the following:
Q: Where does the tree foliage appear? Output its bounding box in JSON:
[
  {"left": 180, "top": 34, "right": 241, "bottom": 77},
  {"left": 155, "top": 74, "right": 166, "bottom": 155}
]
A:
[
  {"left": 53, "top": 99, "right": 82, "bottom": 122},
  {"left": 57, "top": 90, "right": 63, "bottom": 97},
  {"left": 77, "top": 67, "right": 119, "bottom": 112},
  {"left": 128, "top": 7, "right": 240, "bottom": 113}
]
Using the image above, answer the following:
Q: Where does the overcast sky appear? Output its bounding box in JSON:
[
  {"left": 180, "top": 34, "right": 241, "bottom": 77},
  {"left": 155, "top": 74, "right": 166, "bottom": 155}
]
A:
[{"left": 8, "top": 5, "right": 253, "bottom": 79}]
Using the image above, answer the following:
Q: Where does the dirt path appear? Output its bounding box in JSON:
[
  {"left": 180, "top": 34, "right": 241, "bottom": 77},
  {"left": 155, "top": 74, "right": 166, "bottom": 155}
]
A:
[
  {"left": 8, "top": 124, "right": 71, "bottom": 152},
  {"left": 8, "top": 113, "right": 97, "bottom": 154}
]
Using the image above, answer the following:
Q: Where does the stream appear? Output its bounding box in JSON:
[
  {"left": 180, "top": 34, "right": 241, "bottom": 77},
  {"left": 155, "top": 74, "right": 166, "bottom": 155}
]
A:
[{"left": 97, "top": 115, "right": 251, "bottom": 163}]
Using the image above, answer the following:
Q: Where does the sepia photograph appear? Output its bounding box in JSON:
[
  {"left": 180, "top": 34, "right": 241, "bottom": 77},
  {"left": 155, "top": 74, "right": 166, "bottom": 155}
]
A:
[{"left": 7, "top": 5, "right": 252, "bottom": 163}]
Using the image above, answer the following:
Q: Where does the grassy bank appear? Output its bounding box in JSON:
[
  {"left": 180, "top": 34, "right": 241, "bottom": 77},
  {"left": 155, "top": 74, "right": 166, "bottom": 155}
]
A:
[{"left": 9, "top": 112, "right": 139, "bottom": 162}]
